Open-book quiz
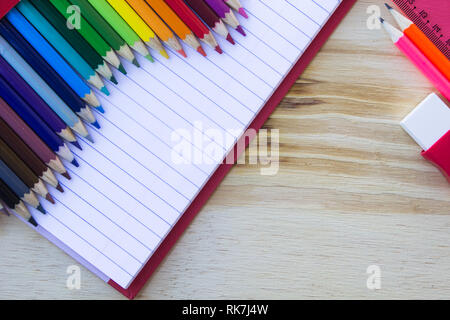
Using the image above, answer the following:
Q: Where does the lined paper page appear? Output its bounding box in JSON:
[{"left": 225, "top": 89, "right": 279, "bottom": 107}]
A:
[{"left": 29, "top": 0, "right": 342, "bottom": 288}]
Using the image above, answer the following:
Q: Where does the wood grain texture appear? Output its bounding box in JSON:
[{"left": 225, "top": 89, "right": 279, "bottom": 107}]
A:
[{"left": 0, "top": 0, "right": 449, "bottom": 299}]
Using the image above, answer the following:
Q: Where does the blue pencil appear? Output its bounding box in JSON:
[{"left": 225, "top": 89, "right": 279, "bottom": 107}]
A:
[
  {"left": 0, "top": 20, "right": 101, "bottom": 129},
  {"left": 0, "top": 74, "right": 78, "bottom": 167},
  {"left": 5, "top": 9, "right": 103, "bottom": 111},
  {"left": 0, "top": 159, "right": 45, "bottom": 214},
  {"left": 0, "top": 55, "right": 79, "bottom": 147},
  {"left": 0, "top": 35, "right": 93, "bottom": 142},
  {"left": 12, "top": 3, "right": 108, "bottom": 95}
]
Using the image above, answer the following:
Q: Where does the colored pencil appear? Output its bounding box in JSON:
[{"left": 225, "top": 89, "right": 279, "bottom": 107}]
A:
[
  {"left": 0, "top": 55, "right": 77, "bottom": 145},
  {"left": 145, "top": 0, "right": 204, "bottom": 56},
  {"left": 0, "top": 97, "right": 70, "bottom": 178},
  {"left": 165, "top": 0, "right": 221, "bottom": 53},
  {"left": 380, "top": 18, "right": 450, "bottom": 101},
  {"left": 69, "top": 0, "right": 138, "bottom": 66},
  {"left": 185, "top": 0, "right": 234, "bottom": 44},
  {"left": 48, "top": 0, "right": 125, "bottom": 74},
  {"left": 0, "top": 35, "right": 92, "bottom": 142},
  {"left": 0, "top": 179, "right": 37, "bottom": 226},
  {"left": 0, "top": 75, "right": 78, "bottom": 166},
  {"left": 13, "top": 3, "right": 107, "bottom": 94},
  {"left": 87, "top": 0, "right": 153, "bottom": 62},
  {"left": 0, "top": 22, "right": 99, "bottom": 132},
  {"left": 0, "top": 159, "right": 46, "bottom": 213},
  {"left": 223, "top": 0, "right": 247, "bottom": 19},
  {"left": 205, "top": 0, "right": 246, "bottom": 36},
  {"left": 0, "top": 137, "right": 53, "bottom": 203},
  {"left": 106, "top": 0, "right": 168, "bottom": 59},
  {"left": 5, "top": 10, "right": 102, "bottom": 110},
  {"left": 0, "top": 118, "right": 62, "bottom": 192},
  {"left": 386, "top": 4, "right": 450, "bottom": 81},
  {"left": 126, "top": 0, "right": 186, "bottom": 57},
  {"left": 0, "top": 201, "right": 7, "bottom": 216},
  {"left": 29, "top": 0, "right": 118, "bottom": 85}
]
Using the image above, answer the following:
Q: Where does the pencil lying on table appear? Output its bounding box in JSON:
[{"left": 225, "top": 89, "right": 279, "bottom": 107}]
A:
[
  {"left": 0, "top": 138, "right": 53, "bottom": 204},
  {"left": 145, "top": 0, "right": 205, "bottom": 56},
  {"left": 223, "top": 0, "right": 248, "bottom": 18},
  {"left": 380, "top": 18, "right": 450, "bottom": 101},
  {"left": 0, "top": 160, "right": 46, "bottom": 214},
  {"left": 126, "top": 0, "right": 186, "bottom": 57},
  {"left": 0, "top": 21, "right": 100, "bottom": 130},
  {"left": 205, "top": 0, "right": 246, "bottom": 36},
  {"left": 165, "top": 0, "right": 222, "bottom": 53},
  {"left": 0, "top": 97, "right": 70, "bottom": 179},
  {"left": 5, "top": 9, "right": 102, "bottom": 110},
  {"left": 87, "top": 0, "right": 153, "bottom": 62},
  {"left": 70, "top": 0, "right": 138, "bottom": 66},
  {"left": 14, "top": 3, "right": 108, "bottom": 94},
  {"left": 385, "top": 3, "right": 450, "bottom": 81},
  {"left": 0, "top": 179, "right": 37, "bottom": 226},
  {"left": 30, "top": 0, "right": 118, "bottom": 85},
  {"left": 0, "top": 118, "right": 62, "bottom": 192},
  {"left": 106, "top": 0, "right": 168, "bottom": 59},
  {"left": 0, "top": 75, "right": 78, "bottom": 167},
  {"left": 0, "top": 35, "right": 92, "bottom": 142},
  {"left": 0, "top": 55, "right": 77, "bottom": 146},
  {"left": 185, "top": 0, "right": 234, "bottom": 44}
]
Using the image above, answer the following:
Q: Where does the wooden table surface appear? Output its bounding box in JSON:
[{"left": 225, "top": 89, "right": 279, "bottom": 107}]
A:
[{"left": 1, "top": 0, "right": 449, "bottom": 299}]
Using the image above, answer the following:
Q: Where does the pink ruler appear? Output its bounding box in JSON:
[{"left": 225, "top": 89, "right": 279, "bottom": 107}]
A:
[{"left": 392, "top": 0, "right": 450, "bottom": 59}]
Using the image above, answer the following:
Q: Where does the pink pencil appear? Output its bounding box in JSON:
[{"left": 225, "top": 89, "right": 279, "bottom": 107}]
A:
[
  {"left": 223, "top": 0, "right": 248, "bottom": 19},
  {"left": 381, "top": 18, "right": 450, "bottom": 101}
]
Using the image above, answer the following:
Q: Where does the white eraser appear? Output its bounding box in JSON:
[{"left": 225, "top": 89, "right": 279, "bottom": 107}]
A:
[{"left": 401, "top": 93, "right": 450, "bottom": 151}]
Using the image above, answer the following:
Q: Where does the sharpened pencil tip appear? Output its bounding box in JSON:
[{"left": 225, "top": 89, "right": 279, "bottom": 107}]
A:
[
  {"left": 236, "top": 26, "right": 246, "bottom": 37},
  {"left": 71, "top": 158, "right": 80, "bottom": 167},
  {"left": 118, "top": 64, "right": 127, "bottom": 75},
  {"left": 56, "top": 184, "right": 64, "bottom": 193},
  {"left": 71, "top": 140, "right": 82, "bottom": 150},
  {"left": 145, "top": 54, "right": 154, "bottom": 63},
  {"left": 95, "top": 105, "right": 105, "bottom": 114},
  {"left": 37, "top": 204, "right": 47, "bottom": 214},
  {"left": 92, "top": 121, "right": 101, "bottom": 129},
  {"left": 239, "top": 8, "right": 249, "bottom": 19},
  {"left": 29, "top": 216, "right": 38, "bottom": 227},
  {"left": 45, "top": 193, "right": 55, "bottom": 204},
  {"left": 62, "top": 171, "right": 71, "bottom": 180},
  {"left": 380, "top": 17, "right": 385, "bottom": 23},
  {"left": 132, "top": 58, "right": 140, "bottom": 67},
  {"left": 100, "top": 86, "right": 110, "bottom": 96},
  {"left": 177, "top": 49, "right": 187, "bottom": 58},
  {"left": 385, "top": 3, "right": 392, "bottom": 10},
  {"left": 215, "top": 45, "right": 223, "bottom": 54},
  {"left": 110, "top": 75, "right": 118, "bottom": 85},
  {"left": 226, "top": 34, "right": 235, "bottom": 45},
  {"left": 85, "top": 134, "right": 95, "bottom": 143},
  {"left": 160, "top": 49, "right": 170, "bottom": 59},
  {"left": 197, "top": 46, "right": 207, "bottom": 57}
]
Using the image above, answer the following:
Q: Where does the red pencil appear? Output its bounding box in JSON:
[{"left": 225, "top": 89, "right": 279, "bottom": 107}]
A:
[{"left": 165, "top": 0, "right": 222, "bottom": 54}]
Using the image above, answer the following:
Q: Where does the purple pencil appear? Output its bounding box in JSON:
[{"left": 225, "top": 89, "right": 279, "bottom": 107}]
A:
[
  {"left": 223, "top": 0, "right": 248, "bottom": 19},
  {"left": 204, "top": 0, "right": 246, "bottom": 36},
  {"left": 0, "top": 56, "right": 78, "bottom": 147},
  {"left": 0, "top": 97, "right": 70, "bottom": 179}
]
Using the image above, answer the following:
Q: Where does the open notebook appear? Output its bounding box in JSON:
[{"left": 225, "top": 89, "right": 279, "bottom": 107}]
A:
[{"left": 5, "top": 0, "right": 355, "bottom": 298}]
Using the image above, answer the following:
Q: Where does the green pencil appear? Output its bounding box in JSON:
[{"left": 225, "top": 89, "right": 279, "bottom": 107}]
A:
[
  {"left": 69, "top": 0, "right": 138, "bottom": 67},
  {"left": 49, "top": 0, "right": 125, "bottom": 74},
  {"left": 87, "top": 0, "right": 153, "bottom": 62},
  {"left": 30, "top": 0, "right": 118, "bottom": 84}
]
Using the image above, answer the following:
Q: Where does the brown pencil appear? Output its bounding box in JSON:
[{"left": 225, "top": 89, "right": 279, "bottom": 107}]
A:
[{"left": 0, "top": 137, "right": 54, "bottom": 204}]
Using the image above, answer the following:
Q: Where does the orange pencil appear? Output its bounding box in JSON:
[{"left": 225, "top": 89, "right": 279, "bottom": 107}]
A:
[
  {"left": 386, "top": 3, "right": 450, "bottom": 81},
  {"left": 126, "top": 0, "right": 186, "bottom": 57},
  {"left": 145, "top": 0, "right": 205, "bottom": 56}
]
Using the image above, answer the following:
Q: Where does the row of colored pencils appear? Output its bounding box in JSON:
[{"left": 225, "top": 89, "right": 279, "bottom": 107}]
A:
[{"left": 381, "top": 3, "right": 450, "bottom": 101}]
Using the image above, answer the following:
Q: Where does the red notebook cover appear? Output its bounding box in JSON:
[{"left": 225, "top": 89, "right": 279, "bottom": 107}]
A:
[
  {"left": 109, "top": 0, "right": 357, "bottom": 299},
  {"left": 0, "top": 0, "right": 357, "bottom": 299}
]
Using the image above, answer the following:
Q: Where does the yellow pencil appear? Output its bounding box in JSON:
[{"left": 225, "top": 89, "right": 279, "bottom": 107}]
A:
[{"left": 106, "top": 0, "right": 169, "bottom": 58}]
